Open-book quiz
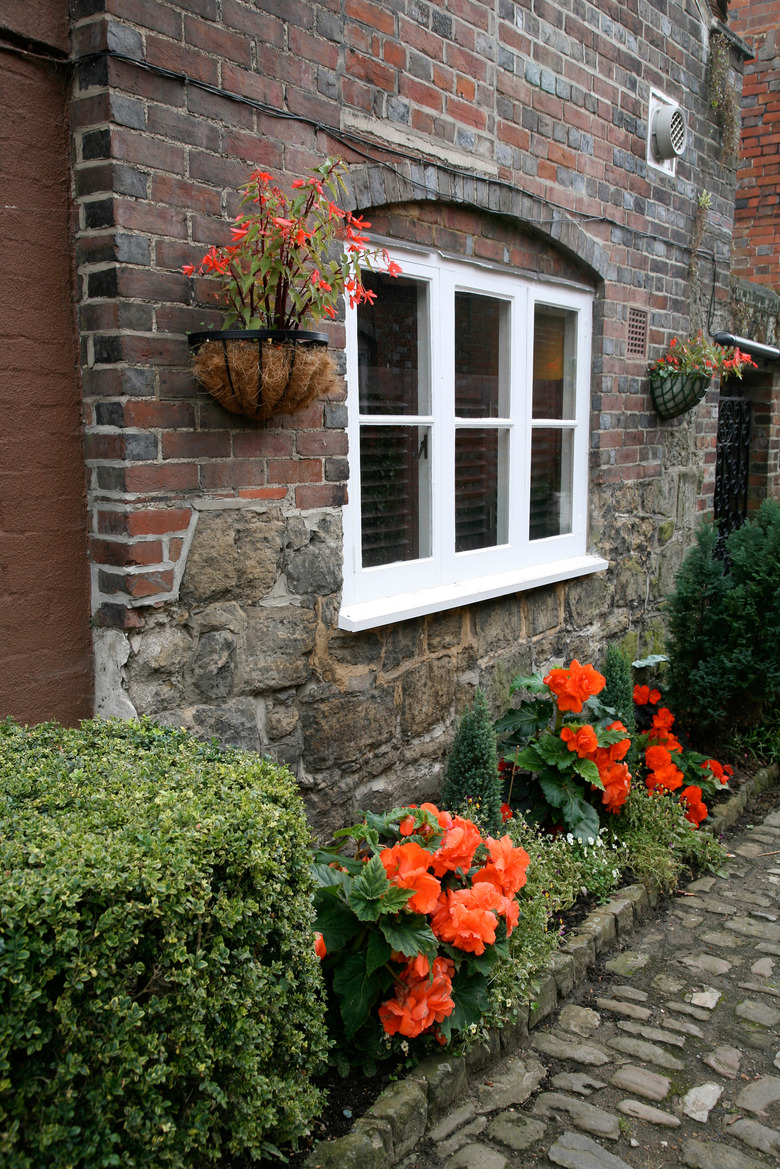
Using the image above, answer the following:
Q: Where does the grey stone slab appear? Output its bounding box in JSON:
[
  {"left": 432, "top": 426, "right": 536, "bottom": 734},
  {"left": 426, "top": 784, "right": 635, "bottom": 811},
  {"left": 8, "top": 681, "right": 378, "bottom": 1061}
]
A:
[
  {"left": 561, "top": 933, "right": 596, "bottom": 979},
  {"left": 738, "top": 980, "right": 780, "bottom": 998},
  {"left": 609, "top": 1064, "right": 671, "bottom": 1101},
  {"left": 652, "top": 973, "right": 686, "bottom": 994},
  {"left": 530, "top": 1033, "right": 612, "bottom": 1067},
  {"left": 532, "top": 1092, "right": 620, "bottom": 1140},
  {"left": 485, "top": 1112, "right": 547, "bottom": 1152},
  {"left": 701, "top": 901, "right": 738, "bottom": 916},
  {"left": 726, "top": 1116, "right": 780, "bottom": 1156},
  {"left": 751, "top": 957, "right": 776, "bottom": 977},
  {"left": 609, "top": 985, "right": 649, "bottom": 1002},
  {"left": 736, "top": 1074, "right": 780, "bottom": 1115},
  {"left": 438, "top": 1118, "right": 489, "bottom": 1159},
  {"left": 672, "top": 911, "right": 705, "bottom": 929},
  {"left": 666, "top": 1000, "right": 713, "bottom": 1021},
  {"left": 726, "top": 890, "right": 773, "bottom": 908},
  {"left": 365, "top": 1079, "right": 427, "bottom": 1159},
  {"left": 702, "top": 1045, "right": 742, "bottom": 1079},
  {"left": 558, "top": 1005, "right": 602, "bottom": 1037},
  {"left": 445, "top": 1142, "right": 506, "bottom": 1169},
  {"left": 617, "top": 1098, "right": 681, "bottom": 1127},
  {"left": 699, "top": 930, "right": 747, "bottom": 948},
  {"left": 547, "top": 1131, "right": 634, "bottom": 1169},
  {"left": 726, "top": 916, "right": 780, "bottom": 943},
  {"left": 682, "top": 1082, "right": 723, "bottom": 1122},
  {"left": 603, "top": 950, "right": 650, "bottom": 976},
  {"left": 687, "top": 877, "right": 717, "bottom": 893},
  {"left": 734, "top": 842, "right": 766, "bottom": 858},
  {"left": 757, "top": 942, "right": 780, "bottom": 956},
  {"left": 595, "top": 997, "right": 651, "bottom": 1020},
  {"left": 679, "top": 952, "right": 733, "bottom": 976},
  {"left": 682, "top": 1136, "right": 770, "bottom": 1169},
  {"left": 551, "top": 1073, "right": 607, "bottom": 1096},
  {"left": 616, "top": 1020, "right": 686, "bottom": 1048},
  {"left": 687, "top": 988, "right": 721, "bottom": 1009},
  {"left": 735, "top": 999, "right": 780, "bottom": 1027},
  {"left": 606, "top": 1035, "right": 685, "bottom": 1070},
  {"left": 475, "top": 1057, "right": 546, "bottom": 1113},
  {"left": 428, "top": 1103, "right": 479, "bottom": 1142},
  {"left": 661, "top": 1015, "right": 705, "bottom": 1038}
]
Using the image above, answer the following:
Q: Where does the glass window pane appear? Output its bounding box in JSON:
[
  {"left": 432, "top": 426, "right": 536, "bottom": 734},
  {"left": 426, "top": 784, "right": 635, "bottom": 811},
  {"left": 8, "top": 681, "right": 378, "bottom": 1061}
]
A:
[
  {"left": 529, "top": 428, "right": 573, "bottom": 540},
  {"left": 455, "top": 428, "right": 508, "bottom": 552},
  {"left": 455, "top": 292, "right": 508, "bottom": 417},
  {"left": 532, "top": 305, "right": 577, "bottom": 420},
  {"left": 358, "top": 273, "right": 430, "bottom": 415},
  {"left": 360, "top": 425, "right": 431, "bottom": 567}
]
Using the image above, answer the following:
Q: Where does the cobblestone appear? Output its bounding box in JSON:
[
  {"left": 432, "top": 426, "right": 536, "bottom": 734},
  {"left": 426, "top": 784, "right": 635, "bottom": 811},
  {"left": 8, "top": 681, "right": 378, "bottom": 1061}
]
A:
[{"left": 306, "top": 778, "right": 780, "bottom": 1169}]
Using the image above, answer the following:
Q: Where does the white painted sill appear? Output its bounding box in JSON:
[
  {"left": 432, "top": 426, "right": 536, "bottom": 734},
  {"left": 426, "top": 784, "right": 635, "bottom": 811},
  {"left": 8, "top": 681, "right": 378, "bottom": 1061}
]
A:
[{"left": 337, "top": 553, "right": 609, "bottom": 632}]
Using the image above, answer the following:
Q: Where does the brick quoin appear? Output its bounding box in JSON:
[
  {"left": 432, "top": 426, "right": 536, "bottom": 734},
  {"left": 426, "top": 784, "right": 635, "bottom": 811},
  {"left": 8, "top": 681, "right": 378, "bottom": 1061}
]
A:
[{"left": 66, "top": 0, "right": 754, "bottom": 632}]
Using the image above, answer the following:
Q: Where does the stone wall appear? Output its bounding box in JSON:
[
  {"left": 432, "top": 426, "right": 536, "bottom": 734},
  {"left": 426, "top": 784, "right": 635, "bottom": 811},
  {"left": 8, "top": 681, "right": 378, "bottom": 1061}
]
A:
[{"left": 71, "top": 0, "right": 746, "bottom": 837}]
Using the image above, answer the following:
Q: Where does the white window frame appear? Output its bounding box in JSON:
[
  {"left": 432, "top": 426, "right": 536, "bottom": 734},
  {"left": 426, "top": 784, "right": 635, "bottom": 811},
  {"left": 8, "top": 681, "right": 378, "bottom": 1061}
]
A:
[{"left": 339, "top": 246, "right": 607, "bottom": 632}]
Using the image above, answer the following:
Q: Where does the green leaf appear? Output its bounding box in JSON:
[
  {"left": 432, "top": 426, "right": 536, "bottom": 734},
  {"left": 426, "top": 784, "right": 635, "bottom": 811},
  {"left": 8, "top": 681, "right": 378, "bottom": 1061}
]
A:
[
  {"left": 538, "top": 775, "right": 600, "bottom": 842},
  {"left": 365, "top": 929, "right": 392, "bottom": 977},
  {"left": 494, "top": 702, "right": 554, "bottom": 742},
  {"left": 332, "top": 952, "right": 391, "bottom": 1039},
  {"left": 313, "top": 890, "right": 362, "bottom": 952},
  {"left": 513, "top": 744, "right": 546, "bottom": 773},
  {"left": 348, "top": 855, "right": 393, "bottom": 922},
  {"left": 632, "top": 654, "right": 668, "bottom": 668},
  {"left": 378, "top": 915, "right": 439, "bottom": 963},
  {"left": 508, "top": 672, "right": 547, "bottom": 694},
  {"left": 571, "top": 757, "right": 601, "bottom": 786},
  {"left": 439, "top": 972, "right": 489, "bottom": 1041},
  {"left": 536, "top": 734, "right": 573, "bottom": 769},
  {"left": 310, "top": 861, "right": 352, "bottom": 892}
]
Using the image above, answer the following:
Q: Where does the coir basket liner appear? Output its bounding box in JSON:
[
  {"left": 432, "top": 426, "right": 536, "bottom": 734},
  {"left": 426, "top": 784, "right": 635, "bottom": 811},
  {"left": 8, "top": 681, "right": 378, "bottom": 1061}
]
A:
[{"left": 188, "top": 328, "right": 338, "bottom": 423}]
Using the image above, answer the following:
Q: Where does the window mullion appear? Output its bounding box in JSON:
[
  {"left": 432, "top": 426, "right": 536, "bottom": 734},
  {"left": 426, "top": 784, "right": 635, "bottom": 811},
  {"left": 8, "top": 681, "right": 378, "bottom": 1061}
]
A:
[{"left": 437, "top": 265, "right": 456, "bottom": 581}]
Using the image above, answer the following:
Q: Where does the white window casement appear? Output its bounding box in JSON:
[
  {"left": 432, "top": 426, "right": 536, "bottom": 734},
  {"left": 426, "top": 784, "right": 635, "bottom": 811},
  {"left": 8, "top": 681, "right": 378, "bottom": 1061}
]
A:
[{"left": 338, "top": 247, "right": 607, "bottom": 632}]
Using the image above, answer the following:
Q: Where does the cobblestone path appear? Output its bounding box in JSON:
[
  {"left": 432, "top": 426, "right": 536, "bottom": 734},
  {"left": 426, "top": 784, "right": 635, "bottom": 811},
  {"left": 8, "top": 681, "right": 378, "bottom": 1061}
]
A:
[{"left": 399, "top": 808, "right": 780, "bottom": 1169}]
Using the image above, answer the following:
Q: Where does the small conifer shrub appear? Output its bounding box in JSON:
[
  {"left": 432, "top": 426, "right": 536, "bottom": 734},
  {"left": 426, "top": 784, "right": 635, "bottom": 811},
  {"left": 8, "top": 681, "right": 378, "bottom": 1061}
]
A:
[
  {"left": 602, "top": 644, "right": 637, "bottom": 767},
  {"left": 441, "top": 689, "right": 502, "bottom": 835}
]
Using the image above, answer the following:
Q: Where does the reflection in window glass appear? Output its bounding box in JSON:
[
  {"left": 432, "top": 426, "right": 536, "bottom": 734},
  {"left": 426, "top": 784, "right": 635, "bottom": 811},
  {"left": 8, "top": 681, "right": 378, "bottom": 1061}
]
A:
[
  {"left": 532, "top": 306, "right": 577, "bottom": 420},
  {"left": 455, "top": 293, "right": 508, "bottom": 417},
  {"left": 529, "top": 428, "right": 573, "bottom": 540},
  {"left": 455, "top": 429, "right": 508, "bottom": 551},
  {"left": 358, "top": 273, "right": 430, "bottom": 415},
  {"left": 360, "top": 425, "right": 431, "bottom": 566}
]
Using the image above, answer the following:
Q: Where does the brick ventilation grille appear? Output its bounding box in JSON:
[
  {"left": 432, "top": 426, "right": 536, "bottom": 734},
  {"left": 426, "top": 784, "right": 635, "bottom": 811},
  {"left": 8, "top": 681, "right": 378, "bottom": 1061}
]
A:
[{"left": 627, "top": 308, "right": 648, "bottom": 357}]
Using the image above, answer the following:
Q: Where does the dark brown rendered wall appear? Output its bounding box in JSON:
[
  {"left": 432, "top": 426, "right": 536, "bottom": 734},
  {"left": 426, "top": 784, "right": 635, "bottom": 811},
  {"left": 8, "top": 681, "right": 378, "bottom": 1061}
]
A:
[{"left": 0, "top": 7, "right": 93, "bottom": 723}]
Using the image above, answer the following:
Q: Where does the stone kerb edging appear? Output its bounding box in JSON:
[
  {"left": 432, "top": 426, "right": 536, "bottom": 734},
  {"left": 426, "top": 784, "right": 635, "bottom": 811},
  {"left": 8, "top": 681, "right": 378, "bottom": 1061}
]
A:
[{"left": 302, "top": 761, "right": 780, "bottom": 1169}]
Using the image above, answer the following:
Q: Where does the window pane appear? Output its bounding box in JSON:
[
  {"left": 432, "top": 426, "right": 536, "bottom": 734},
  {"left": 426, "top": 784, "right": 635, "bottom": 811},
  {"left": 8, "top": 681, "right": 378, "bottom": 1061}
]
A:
[
  {"left": 532, "top": 305, "right": 577, "bottom": 420},
  {"left": 358, "top": 273, "right": 430, "bottom": 415},
  {"left": 360, "top": 425, "right": 431, "bottom": 567},
  {"left": 455, "top": 428, "right": 508, "bottom": 552},
  {"left": 529, "top": 429, "right": 573, "bottom": 540},
  {"left": 455, "top": 292, "right": 508, "bottom": 417}
]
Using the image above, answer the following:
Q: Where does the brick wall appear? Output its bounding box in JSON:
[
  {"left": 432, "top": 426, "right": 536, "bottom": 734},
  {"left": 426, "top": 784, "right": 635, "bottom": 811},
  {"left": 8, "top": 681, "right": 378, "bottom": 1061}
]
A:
[
  {"left": 730, "top": 0, "right": 780, "bottom": 287},
  {"left": 64, "top": 0, "right": 748, "bottom": 825}
]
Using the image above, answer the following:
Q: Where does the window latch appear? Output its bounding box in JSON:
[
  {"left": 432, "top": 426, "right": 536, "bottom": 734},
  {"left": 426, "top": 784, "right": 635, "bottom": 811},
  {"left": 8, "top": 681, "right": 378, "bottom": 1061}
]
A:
[{"left": 413, "top": 433, "right": 428, "bottom": 461}]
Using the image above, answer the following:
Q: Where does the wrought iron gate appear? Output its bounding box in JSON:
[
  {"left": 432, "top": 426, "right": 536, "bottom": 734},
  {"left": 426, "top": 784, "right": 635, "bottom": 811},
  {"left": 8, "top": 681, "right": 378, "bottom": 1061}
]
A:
[{"left": 714, "top": 395, "right": 752, "bottom": 551}]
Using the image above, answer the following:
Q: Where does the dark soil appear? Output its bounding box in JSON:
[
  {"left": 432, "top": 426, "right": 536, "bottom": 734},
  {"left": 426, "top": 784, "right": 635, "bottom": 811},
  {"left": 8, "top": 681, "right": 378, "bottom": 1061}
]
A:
[{"left": 264, "top": 749, "right": 777, "bottom": 1167}]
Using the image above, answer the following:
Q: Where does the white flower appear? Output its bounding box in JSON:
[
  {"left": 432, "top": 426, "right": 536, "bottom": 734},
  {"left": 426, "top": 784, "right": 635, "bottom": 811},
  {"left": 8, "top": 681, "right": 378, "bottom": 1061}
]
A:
[{"left": 587, "top": 837, "right": 595, "bottom": 846}]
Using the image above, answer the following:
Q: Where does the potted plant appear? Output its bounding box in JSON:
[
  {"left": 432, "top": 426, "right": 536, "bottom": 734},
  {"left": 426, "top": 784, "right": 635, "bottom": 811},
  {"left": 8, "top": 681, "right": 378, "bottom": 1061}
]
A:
[
  {"left": 647, "top": 331, "right": 757, "bottom": 419},
  {"left": 183, "top": 158, "right": 401, "bottom": 423}
]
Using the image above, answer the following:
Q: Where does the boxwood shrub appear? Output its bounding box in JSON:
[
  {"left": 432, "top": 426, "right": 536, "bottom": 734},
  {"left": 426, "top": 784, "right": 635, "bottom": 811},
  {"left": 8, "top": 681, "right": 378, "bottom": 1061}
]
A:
[{"left": 0, "top": 717, "right": 328, "bottom": 1168}]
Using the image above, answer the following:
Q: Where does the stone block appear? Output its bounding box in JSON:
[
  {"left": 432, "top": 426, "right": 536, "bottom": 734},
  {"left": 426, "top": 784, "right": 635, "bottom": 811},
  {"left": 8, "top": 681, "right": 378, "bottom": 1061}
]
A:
[
  {"left": 284, "top": 527, "right": 342, "bottom": 597},
  {"left": 400, "top": 657, "right": 455, "bottom": 737},
  {"left": 526, "top": 585, "right": 561, "bottom": 637},
  {"left": 243, "top": 604, "right": 317, "bottom": 690},
  {"left": 561, "top": 932, "right": 596, "bottom": 979},
  {"left": 499, "top": 1004, "right": 530, "bottom": 1055},
  {"left": 182, "top": 509, "right": 284, "bottom": 604},
  {"left": 619, "top": 883, "right": 650, "bottom": 919},
  {"left": 474, "top": 595, "right": 524, "bottom": 654},
  {"left": 300, "top": 684, "right": 396, "bottom": 768},
  {"left": 189, "top": 698, "right": 260, "bottom": 752},
  {"left": 577, "top": 909, "right": 616, "bottom": 953},
  {"left": 427, "top": 608, "right": 467, "bottom": 651},
  {"left": 464, "top": 1030, "right": 501, "bottom": 1074},
  {"left": 302, "top": 1123, "right": 388, "bottom": 1169},
  {"left": 409, "top": 1054, "right": 467, "bottom": 1122},
  {"left": 192, "top": 630, "right": 236, "bottom": 699},
  {"left": 529, "top": 974, "right": 558, "bottom": 1026},
  {"left": 564, "top": 572, "right": 611, "bottom": 627},
  {"left": 547, "top": 950, "right": 577, "bottom": 998},
  {"left": 603, "top": 897, "right": 635, "bottom": 938},
  {"left": 364, "top": 1079, "right": 427, "bottom": 1160}
]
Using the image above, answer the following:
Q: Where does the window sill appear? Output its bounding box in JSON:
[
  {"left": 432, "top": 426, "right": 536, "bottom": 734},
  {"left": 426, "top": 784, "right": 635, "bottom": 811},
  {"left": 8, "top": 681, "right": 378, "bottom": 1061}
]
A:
[{"left": 337, "top": 553, "right": 609, "bottom": 632}]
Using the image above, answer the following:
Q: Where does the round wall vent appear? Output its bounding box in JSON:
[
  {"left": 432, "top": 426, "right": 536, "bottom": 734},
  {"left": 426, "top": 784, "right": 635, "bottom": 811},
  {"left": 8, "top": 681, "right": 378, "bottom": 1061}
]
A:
[{"left": 652, "top": 105, "right": 687, "bottom": 161}]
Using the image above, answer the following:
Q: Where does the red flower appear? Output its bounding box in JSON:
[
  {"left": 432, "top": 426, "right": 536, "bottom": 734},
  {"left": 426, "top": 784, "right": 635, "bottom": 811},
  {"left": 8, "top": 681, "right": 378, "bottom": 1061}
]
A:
[
  {"left": 680, "top": 785, "right": 708, "bottom": 827},
  {"left": 379, "top": 841, "right": 441, "bottom": 914},
  {"left": 500, "top": 802, "right": 514, "bottom": 823},
  {"left": 472, "top": 835, "right": 530, "bottom": 898},
  {"left": 633, "top": 685, "right": 661, "bottom": 705},
  {"left": 701, "top": 759, "right": 729, "bottom": 785},
  {"left": 430, "top": 816, "right": 483, "bottom": 877},
  {"left": 314, "top": 932, "right": 326, "bottom": 960},
  {"left": 431, "top": 884, "right": 505, "bottom": 955},
  {"left": 544, "top": 660, "right": 606, "bottom": 713},
  {"left": 378, "top": 956, "right": 455, "bottom": 1038},
  {"left": 598, "top": 761, "right": 631, "bottom": 812},
  {"left": 561, "top": 724, "right": 599, "bottom": 758}
]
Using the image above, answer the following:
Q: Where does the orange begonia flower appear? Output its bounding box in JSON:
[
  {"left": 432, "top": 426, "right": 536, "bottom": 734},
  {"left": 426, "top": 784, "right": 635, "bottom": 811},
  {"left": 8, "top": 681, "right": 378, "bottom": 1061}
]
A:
[
  {"left": 379, "top": 841, "right": 441, "bottom": 914},
  {"left": 472, "top": 835, "right": 530, "bottom": 898},
  {"left": 544, "top": 660, "right": 606, "bottom": 713},
  {"left": 598, "top": 761, "right": 631, "bottom": 812},
  {"left": 314, "top": 932, "right": 326, "bottom": 960},
  {"left": 561, "top": 724, "right": 599, "bottom": 757},
  {"left": 701, "top": 759, "right": 728, "bottom": 785},
  {"left": 431, "top": 884, "right": 504, "bottom": 955},
  {"left": 680, "top": 784, "right": 708, "bottom": 827},
  {"left": 378, "top": 956, "right": 455, "bottom": 1038},
  {"left": 430, "top": 816, "right": 483, "bottom": 877},
  {"left": 645, "top": 744, "right": 673, "bottom": 772},
  {"left": 633, "top": 685, "right": 661, "bottom": 705}
]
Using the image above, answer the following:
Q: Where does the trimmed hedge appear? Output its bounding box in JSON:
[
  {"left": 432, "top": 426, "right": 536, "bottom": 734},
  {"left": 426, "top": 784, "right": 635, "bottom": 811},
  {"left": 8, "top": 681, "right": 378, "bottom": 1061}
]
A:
[{"left": 0, "top": 718, "right": 328, "bottom": 1168}]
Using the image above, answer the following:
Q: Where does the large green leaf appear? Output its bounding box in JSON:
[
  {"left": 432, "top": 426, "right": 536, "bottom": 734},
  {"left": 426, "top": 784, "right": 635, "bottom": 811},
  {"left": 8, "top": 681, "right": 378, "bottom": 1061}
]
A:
[
  {"left": 538, "top": 774, "right": 600, "bottom": 842},
  {"left": 310, "top": 861, "right": 352, "bottom": 892},
  {"left": 439, "top": 972, "right": 489, "bottom": 1041},
  {"left": 365, "top": 929, "right": 393, "bottom": 977},
  {"left": 332, "top": 952, "right": 392, "bottom": 1039},
  {"left": 494, "top": 702, "right": 554, "bottom": 743},
  {"left": 508, "top": 672, "right": 547, "bottom": 694},
  {"left": 536, "top": 734, "right": 574, "bottom": 769},
  {"left": 313, "top": 890, "right": 362, "bottom": 952},
  {"left": 572, "top": 757, "right": 601, "bottom": 786},
  {"left": 513, "top": 744, "right": 547, "bottom": 773},
  {"left": 378, "top": 915, "right": 439, "bottom": 963},
  {"left": 348, "top": 855, "right": 393, "bottom": 922}
]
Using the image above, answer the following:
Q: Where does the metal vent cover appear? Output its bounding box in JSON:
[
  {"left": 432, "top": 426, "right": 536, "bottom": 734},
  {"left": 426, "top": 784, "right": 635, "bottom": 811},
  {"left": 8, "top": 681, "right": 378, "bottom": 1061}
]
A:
[
  {"left": 652, "top": 105, "right": 687, "bottom": 161},
  {"left": 627, "top": 308, "right": 648, "bottom": 357}
]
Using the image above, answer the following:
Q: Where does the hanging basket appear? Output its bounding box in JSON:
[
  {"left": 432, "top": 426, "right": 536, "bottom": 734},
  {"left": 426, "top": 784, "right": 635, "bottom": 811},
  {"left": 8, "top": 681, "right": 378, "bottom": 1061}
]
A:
[
  {"left": 187, "top": 328, "right": 338, "bottom": 423},
  {"left": 649, "top": 371, "right": 711, "bottom": 420}
]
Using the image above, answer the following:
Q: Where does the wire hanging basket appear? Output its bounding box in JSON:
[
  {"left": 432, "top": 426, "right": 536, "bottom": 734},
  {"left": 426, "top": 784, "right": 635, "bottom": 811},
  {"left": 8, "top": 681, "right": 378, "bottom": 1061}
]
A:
[{"left": 649, "top": 371, "right": 711, "bottom": 420}]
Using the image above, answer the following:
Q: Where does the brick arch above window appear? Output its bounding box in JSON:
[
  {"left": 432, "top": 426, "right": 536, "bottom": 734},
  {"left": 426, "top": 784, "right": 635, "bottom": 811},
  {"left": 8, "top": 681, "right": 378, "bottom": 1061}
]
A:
[{"left": 341, "top": 160, "right": 612, "bottom": 286}]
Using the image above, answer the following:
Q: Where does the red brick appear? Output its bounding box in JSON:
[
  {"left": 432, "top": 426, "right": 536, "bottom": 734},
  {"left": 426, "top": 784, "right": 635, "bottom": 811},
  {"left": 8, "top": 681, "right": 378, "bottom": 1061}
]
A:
[
  {"left": 238, "top": 486, "right": 288, "bottom": 500},
  {"left": 126, "top": 507, "right": 193, "bottom": 536},
  {"left": 200, "top": 460, "right": 266, "bottom": 489},
  {"left": 346, "top": 48, "right": 395, "bottom": 90},
  {"left": 296, "top": 431, "right": 348, "bottom": 457},
  {"left": 90, "top": 537, "right": 164, "bottom": 566},
  {"left": 123, "top": 401, "right": 196, "bottom": 429},
  {"left": 161, "top": 431, "right": 231, "bottom": 460},
  {"left": 183, "top": 15, "right": 252, "bottom": 65},
  {"left": 296, "top": 483, "right": 348, "bottom": 509},
  {"left": 124, "top": 463, "right": 199, "bottom": 492},
  {"left": 346, "top": 0, "right": 396, "bottom": 35},
  {"left": 267, "top": 459, "right": 323, "bottom": 484},
  {"left": 233, "top": 431, "right": 294, "bottom": 458}
]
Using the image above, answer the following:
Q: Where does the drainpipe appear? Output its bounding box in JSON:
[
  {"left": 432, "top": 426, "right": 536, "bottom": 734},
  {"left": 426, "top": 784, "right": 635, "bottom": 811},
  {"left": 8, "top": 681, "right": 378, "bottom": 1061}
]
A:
[{"left": 713, "top": 333, "right": 780, "bottom": 362}]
